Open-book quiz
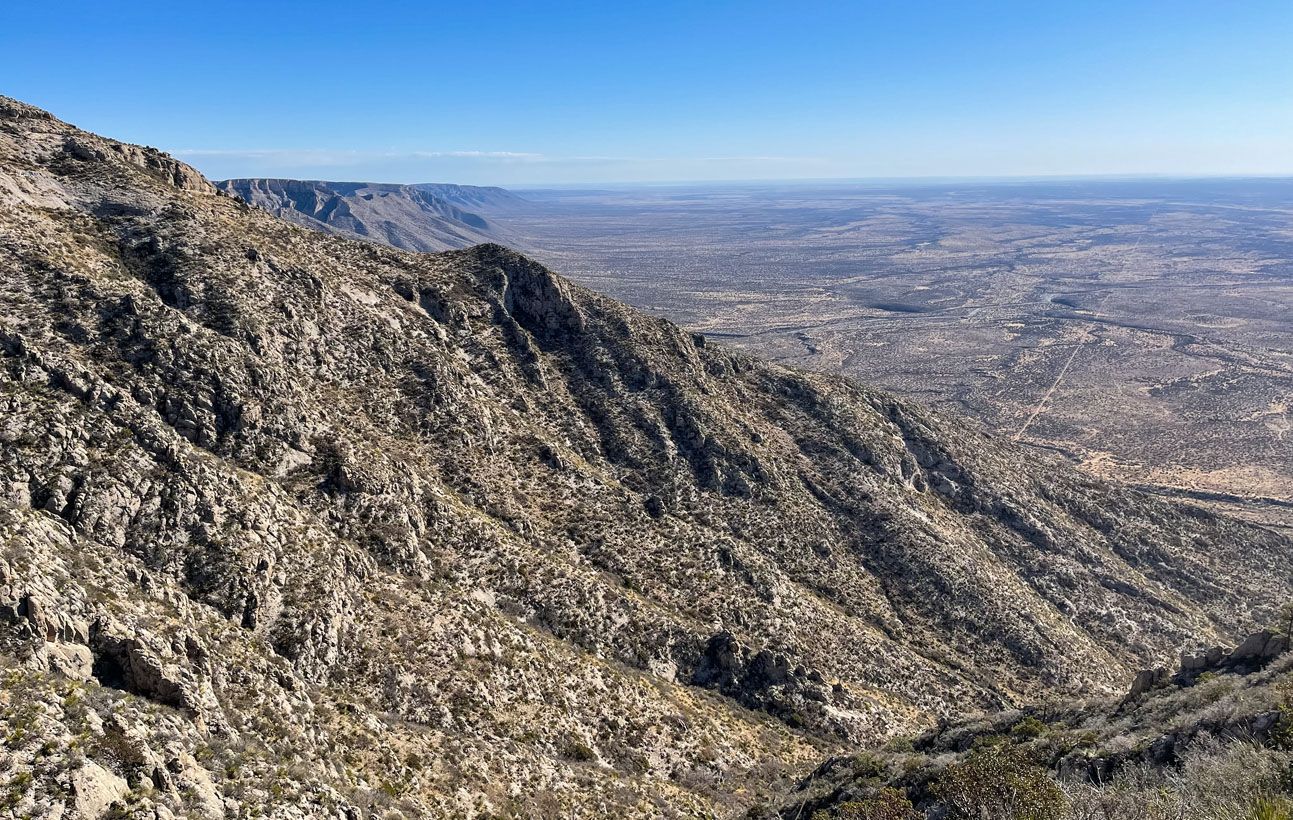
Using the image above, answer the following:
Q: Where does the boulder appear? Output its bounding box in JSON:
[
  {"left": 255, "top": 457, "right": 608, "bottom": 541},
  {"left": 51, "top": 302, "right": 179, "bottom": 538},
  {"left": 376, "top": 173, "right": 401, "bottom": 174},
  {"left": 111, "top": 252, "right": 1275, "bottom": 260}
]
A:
[
  {"left": 1179, "top": 651, "right": 1207, "bottom": 673},
  {"left": 171, "top": 752, "right": 225, "bottom": 818},
  {"left": 48, "top": 642, "right": 94, "bottom": 681},
  {"left": 69, "top": 761, "right": 129, "bottom": 819},
  {"left": 693, "top": 632, "right": 744, "bottom": 689},
  {"left": 18, "top": 593, "right": 50, "bottom": 639},
  {"left": 1148, "top": 733, "right": 1176, "bottom": 764},
  {"left": 1261, "top": 632, "right": 1289, "bottom": 660},
  {"left": 1126, "top": 667, "right": 1167, "bottom": 699},
  {"left": 1227, "top": 630, "right": 1273, "bottom": 665},
  {"left": 1253, "top": 710, "right": 1283, "bottom": 739}
]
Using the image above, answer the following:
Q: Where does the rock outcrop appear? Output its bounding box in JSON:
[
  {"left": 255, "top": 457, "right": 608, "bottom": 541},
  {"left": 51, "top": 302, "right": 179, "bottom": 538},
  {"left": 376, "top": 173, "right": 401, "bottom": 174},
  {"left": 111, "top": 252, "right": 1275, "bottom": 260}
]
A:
[{"left": 1123, "top": 628, "right": 1291, "bottom": 702}]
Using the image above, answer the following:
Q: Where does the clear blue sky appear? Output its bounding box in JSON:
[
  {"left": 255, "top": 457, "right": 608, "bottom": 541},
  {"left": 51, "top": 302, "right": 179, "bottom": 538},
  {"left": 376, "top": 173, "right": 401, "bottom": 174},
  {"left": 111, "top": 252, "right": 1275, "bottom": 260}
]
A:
[{"left": 4, "top": 1, "right": 1292, "bottom": 184}]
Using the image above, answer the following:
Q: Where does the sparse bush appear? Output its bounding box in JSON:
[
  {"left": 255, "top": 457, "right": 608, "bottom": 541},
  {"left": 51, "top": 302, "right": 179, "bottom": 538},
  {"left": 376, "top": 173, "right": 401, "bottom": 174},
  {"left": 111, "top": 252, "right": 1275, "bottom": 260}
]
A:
[
  {"left": 1273, "top": 682, "right": 1293, "bottom": 751},
  {"left": 1011, "top": 716, "right": 1047, "bottom": 740},
  {"left": 1277, "top": 602, "right": 1293, "bottom": 637},
  {"left": 970, "top": 732, "right": 1009, "bottom": 751},
  {"left": 933, "top": 746, "right": 1066, "bottom": 820},
  {"left": 566, "top": 738, "right": 596, "bottom": 762},
  {"left": 1251, "top": 796, "right": 1293, "bottom": 820},
  {"left": 849, "top": 752, "right": 891, "bottom": 782},
  {"left": 828, "top": 789, "right": 919, "bottom": 819},
  {"left": 1063, "top": 740, "right": 1293, "bottom": 820},
  {"left": 884, "top": 735, "right": 915, "bottom": 753}
]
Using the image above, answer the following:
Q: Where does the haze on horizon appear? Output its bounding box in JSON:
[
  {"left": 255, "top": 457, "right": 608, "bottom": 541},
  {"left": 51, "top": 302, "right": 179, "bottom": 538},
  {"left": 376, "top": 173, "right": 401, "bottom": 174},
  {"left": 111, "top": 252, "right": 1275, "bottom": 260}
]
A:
[{"left": 4, "top": 0, "right": 1292, "bottom": 186}]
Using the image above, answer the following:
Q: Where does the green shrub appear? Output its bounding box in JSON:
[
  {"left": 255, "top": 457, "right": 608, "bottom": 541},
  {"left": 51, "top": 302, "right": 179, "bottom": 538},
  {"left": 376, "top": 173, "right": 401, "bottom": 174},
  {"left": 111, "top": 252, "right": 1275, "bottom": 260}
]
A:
[
  {"left": 970, "top": 733, "right": 1009, "bottom": 751},
  {"left": 1273, "top": 682, "right": 1293, "bottom": 751},
  {"left": 1011, "top": 716, "right": 1047, "bottom": 740},
  {"left": 933, "top": 747, "right": 1067, "bottom": 820},
  {"left": 850, "top": 752, "right": 891, "bottom": 782},
  {"left": 566, "top": 739, "right": 596, "bottom": 762},
  {"left": 831, "top": 789, "right": 920, "bottom": 819},
  {"left": 884, "top": 735, "right": 915, "bottom": 753}
]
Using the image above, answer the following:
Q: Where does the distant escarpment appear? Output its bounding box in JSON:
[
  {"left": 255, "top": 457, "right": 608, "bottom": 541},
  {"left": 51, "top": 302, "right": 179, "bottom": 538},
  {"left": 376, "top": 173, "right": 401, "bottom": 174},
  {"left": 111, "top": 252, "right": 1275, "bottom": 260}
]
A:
[
  {"left": 0, "top": 94, "right": 1289, "bottom": 818},
  {"left": 217, "top": 177, "right": 525, "bottom": 252}
]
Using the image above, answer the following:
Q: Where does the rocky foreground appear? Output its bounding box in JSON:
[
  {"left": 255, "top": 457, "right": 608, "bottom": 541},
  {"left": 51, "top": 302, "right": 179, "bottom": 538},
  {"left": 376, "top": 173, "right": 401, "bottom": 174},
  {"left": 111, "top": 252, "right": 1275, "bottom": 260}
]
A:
[
  {"left": 783, "top": 628, "right": 1293, "bottom": 819},
  {"left": 0, "top": 96, "right": 1289, "bottom": 818}
]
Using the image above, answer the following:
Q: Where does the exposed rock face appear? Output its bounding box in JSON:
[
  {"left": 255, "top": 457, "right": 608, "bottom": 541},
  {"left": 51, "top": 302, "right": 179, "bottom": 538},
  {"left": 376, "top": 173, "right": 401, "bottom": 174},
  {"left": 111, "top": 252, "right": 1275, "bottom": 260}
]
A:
[
  {"left": 217, "top": 178, "right": 523, "bottom": 252},
  {"left": 1125, "top": 666, "right": 1168, "bottom": 700},
  {"left": 693, "top": 632, "right": 838, "bottom": 732},
  {"left": 0, "top": 96, "right": 1290, "bottom": 818}
]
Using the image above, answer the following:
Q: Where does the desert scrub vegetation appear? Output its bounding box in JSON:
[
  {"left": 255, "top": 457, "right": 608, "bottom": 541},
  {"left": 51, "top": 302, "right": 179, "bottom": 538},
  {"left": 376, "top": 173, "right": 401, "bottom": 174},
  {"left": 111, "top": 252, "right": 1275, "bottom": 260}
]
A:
[
  {"left": 931, "top": 745, "right": 1067, "bottom": 820},
  {"left": 811, "top": 788, "right": 919, "bottom": 819},
  {"left": 1061, "top": 741, "right": 1293, "bottom": 820},
  {"left": 789, "top": 653, "right": 1293, "bottom": 820},
  {"left": 801, "top": 738, "right": 1293, "bottom": 820}
]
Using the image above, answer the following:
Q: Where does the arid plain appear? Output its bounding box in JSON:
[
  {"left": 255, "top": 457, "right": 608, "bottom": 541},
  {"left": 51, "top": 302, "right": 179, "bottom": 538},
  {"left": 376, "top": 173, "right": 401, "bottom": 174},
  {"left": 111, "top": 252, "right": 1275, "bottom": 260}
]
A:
[{"left": 500, "top": 179, "right": 1293, "bottom": 529}]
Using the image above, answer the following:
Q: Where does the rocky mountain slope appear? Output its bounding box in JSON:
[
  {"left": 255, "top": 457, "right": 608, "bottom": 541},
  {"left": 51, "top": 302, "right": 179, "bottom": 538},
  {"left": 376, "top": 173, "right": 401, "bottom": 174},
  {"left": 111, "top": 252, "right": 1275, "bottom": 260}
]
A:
[
  {"left": 0, "top": 96, "right": 1289, "bottom": 818},
  {"left": 216, "top": 179, "right": 523, "bottom": 252}
]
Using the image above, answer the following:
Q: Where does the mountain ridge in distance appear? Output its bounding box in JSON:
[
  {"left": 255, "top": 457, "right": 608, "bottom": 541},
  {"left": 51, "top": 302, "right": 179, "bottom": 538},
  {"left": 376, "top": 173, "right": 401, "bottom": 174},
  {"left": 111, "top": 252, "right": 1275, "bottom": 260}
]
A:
[
  {"left": 217, "top": 177, "right": 526, "bottom": 252},
  {"left": 1, "top": 94, "right": 1290, "bottom": 818}
]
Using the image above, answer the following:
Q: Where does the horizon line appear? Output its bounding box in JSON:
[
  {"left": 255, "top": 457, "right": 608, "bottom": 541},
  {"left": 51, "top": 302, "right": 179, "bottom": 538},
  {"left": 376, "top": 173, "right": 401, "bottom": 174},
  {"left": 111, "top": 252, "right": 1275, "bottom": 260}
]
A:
[
  {"left": 501, "top": 171, "right": 1293, "bottom": 190},
  {"left": 209, "top": 170, "right": 1293, "bottom": 190}
]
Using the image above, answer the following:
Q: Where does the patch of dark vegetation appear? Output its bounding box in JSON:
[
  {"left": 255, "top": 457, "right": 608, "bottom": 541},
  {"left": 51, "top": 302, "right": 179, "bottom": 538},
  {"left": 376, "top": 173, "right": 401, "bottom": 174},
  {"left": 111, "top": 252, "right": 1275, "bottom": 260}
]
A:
[{"left": 869, "top": 303, "right": 927, "bottom": 314}]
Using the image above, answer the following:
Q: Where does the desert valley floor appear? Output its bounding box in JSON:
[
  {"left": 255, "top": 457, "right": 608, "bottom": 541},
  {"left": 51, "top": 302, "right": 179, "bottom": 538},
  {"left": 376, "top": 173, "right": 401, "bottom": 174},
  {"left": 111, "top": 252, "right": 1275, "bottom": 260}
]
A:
[{"left": 497, "top": 179, "right": 1293, "bottom": 530}]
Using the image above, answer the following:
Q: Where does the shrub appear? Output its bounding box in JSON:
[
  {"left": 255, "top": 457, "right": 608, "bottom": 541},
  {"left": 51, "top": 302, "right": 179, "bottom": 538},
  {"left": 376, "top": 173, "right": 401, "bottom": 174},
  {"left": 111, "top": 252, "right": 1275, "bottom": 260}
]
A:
[
  {"left": 850, "top": 752, "right": 891, "bottom": 782},
  {"left": 1251, "top": 796, "right": 1293, "bottom": 820},
  {"left": 1063, "top": 741, "right": 1293, "bottom": 820},
  {"left": 932, "top": 747, "right": 1067, "bottom": 820},
  {"left": 1273, "top": 682, "right": 1293, "bottom": 751},
  {"left": 566, "top": 738, "right": 596, "bottom": 762},
  {"left": 1011, "top": 716, "right": 1047, "bottom": 740},
  {"left": 884, "top": 735, "right": 915, "bottom": 753},
  {"left": 831, "top": 789, "right": 920, "bottom": 819}
]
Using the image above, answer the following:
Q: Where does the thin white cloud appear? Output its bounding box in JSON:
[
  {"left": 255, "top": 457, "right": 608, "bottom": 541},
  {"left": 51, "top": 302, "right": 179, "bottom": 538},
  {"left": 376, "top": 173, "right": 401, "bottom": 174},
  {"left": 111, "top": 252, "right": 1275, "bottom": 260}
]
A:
[
  {"left": 173, "top": 147, "right": 546, "bottom": 165},
  {"left": 408, "top": 150, "right": 542, "bottom": 159},
  {"left": 172, "top": 147, "right": 821, "bottom": 166},
  {"left": 698, "top": 156, "right": 821, "bottom": 163}
]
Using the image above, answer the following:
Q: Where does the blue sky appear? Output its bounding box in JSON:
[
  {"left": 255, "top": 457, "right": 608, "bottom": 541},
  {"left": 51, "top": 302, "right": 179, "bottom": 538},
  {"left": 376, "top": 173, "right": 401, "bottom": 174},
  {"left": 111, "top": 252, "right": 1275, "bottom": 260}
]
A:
[{"left": 4, "top": 1, "right": 1292, "bottom": 184}]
